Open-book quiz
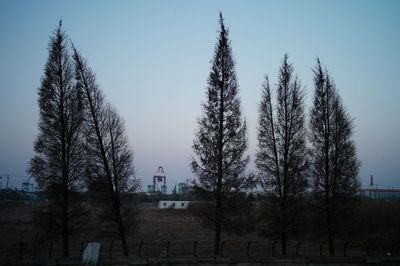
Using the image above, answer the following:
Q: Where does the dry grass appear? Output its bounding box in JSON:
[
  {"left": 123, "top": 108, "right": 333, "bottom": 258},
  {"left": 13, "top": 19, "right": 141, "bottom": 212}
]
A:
[{"left": 0, "top": 201, "right": 258, "bottom": 245}]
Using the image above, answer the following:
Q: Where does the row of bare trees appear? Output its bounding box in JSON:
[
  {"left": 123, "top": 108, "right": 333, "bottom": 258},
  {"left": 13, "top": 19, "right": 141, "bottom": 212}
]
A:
[
  {"left": 28, "top": 14, "right": 359, "bottom": 258},
  {"left": 191, "top": 13, "right": 360, "bottom": 256},
  {"left": 28, "top": 22, "right": 139, "bottom": 257}
]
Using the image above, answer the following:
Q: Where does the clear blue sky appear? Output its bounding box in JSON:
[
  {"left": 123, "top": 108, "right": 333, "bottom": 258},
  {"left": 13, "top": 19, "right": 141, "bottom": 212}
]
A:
[{"left": 0, "top": 0, "right": 399, "bottom": 190}]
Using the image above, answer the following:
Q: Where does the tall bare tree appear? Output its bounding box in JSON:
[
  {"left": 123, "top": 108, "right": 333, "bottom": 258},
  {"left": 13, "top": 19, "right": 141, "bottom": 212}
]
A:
[
  {"left": 309, "top": 59, "right": 360, "bottom": 255},
  {"left": 73, "top": 47, "right": 139, "bottom": 256},
  {"left": 191, "top": 13, "right": 250, "bottom": 256},
  {"left": 256, "top": 55, "right": 308, "bottom": 255},
  {"left": 28, "top": 21, "right": 85, "bottom": 257}
]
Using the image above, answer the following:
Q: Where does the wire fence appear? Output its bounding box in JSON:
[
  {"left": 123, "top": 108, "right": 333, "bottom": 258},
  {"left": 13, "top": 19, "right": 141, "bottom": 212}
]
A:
[
  {"left": 0, "top": 240, "right": 400, "bottom": 262},
  {"left": 1, "top": 239, "right": 400, "bottom": 262}
]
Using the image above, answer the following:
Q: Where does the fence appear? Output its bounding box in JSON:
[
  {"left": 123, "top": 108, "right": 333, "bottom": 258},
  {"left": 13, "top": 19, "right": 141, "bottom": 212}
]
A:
[{"left": 1, "top": 239, "right": 400, "bottom": 263}]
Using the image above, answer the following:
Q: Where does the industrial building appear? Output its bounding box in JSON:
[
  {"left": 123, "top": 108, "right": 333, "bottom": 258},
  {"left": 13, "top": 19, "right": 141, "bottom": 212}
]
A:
[
  {"left": 359, "top": 175, "right": 400, "bottom": 200},
  {"left": 147, "top": 166, "right": 167, "bottom": 194}
]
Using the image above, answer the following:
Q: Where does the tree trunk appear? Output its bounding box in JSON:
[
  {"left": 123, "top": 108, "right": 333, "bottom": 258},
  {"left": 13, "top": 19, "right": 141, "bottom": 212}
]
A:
[
  {"left": 281, "top": 231, "right": 287, "bottom": 256},
  {"left": 214, "top": 143, "right": 222, "bottom": 256},
  {"left": 327, "top": 201, "right": 335, "bottom": 256},
  {"left": 281, "top": 201, "right": 287, "bottom": 256},
  {"left": 214, "top": 205, "right": 221, "bottom": 256},
  {"left": 326, "top": 198, "right": 335, "bottom": 256},
  {"left": 62, "top": 190, "right": 69, "bottom": 257},
  {"left": 328, "top": 227, "right": 335, "bottom": 256},
  {"left": 117, "top": 216, "right": 129, "bottom": 256},
  {"left": 113, "top": 196, "right": 129, "bottom": 256},
  {"left": 214, "top": 60, "right": 225, "bottom": 256},
  {"left": 62, "top": 215, "right": 69, "bottom": 257}
]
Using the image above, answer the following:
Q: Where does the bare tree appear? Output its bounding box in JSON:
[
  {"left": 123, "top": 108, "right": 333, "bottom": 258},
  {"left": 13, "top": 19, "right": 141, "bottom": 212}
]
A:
[
  {"left": 256, "top": 54, "right": 308, "bottom": 255},
  {"left": 309, "top": 59, "right": 360, "bottom": 255},
  {"left": 73, "top": 47, "right": 139, "bottom": 256},
  {"left": 191, "top": 13, "right": 250, "bottom": 256},
  {"left": 28, "top": 21, "right": 86, "bottom": 257}
]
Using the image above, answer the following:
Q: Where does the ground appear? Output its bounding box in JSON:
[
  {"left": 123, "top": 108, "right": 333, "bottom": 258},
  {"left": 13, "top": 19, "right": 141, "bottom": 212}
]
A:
[
  {"left": 0, "top": 201, "right": 264, "bottom": 259},
  {"left": 0, "top": 200, "right": 399, "bottom": 260}
]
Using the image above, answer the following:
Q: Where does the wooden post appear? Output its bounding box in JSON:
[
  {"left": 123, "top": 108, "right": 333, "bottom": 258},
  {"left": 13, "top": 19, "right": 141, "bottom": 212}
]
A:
[
  {"left": 320, "top": 241, "right": 325, "bottom": 256},
  {"left": 19, "top": 242, "right": 23, "bottom": 260},
  {"left": 296, "top": 242, "right": 302, "bottom": 256},
  {"left": 344, "top": 241, "right": 351, "bottom": 257},
  {"left": 272, "top": 241, "right": 277, "bottom": 257},
  {"left": 220, "top": 240, "right": 225, "bottom": 256},
  {"left": 166, "top": 241, "right": 170, "bottom": 257},
  {"left": 193, "top": 241, "right": 198, "bottom": 257},
  {"left": 79, "top": 241, "right": 84, "bottom": 257},
  {"left": 246, "top": 241, "right": 252, "bottom": 258},
  {"left": 48, "top": 242, "right": 53, "bottom": 259},
  {"left": 138, "top": 241, "right": 143, "bottom": 257},
  {"left": 109, "top": 240, "right": 114, "bottom": 258}
]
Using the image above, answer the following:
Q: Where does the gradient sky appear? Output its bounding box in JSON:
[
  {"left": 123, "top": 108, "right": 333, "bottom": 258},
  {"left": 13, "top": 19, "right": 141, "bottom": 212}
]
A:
[{"left": 0, "top": 0, "right": 399, "bottom": 191}]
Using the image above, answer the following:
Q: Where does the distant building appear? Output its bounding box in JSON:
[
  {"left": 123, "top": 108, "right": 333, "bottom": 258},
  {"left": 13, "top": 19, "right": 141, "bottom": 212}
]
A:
[
  {"left": 158, "top": 200, "right": 190, "bottom": 209},
  {"left": 359, "top": 188, "right": 400, "bottom": 200},
  {"left": 178, "top": 183, "right": 188, "bottom": 194},
  {"left": 148, "top": 166, "right": 168, "bottom": 194},
  {"left": 359, "top": 175, "right": 400, "bottom": 200}
]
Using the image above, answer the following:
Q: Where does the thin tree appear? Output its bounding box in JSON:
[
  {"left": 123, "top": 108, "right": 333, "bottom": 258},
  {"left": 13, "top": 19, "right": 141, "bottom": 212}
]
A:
[
  {"left": 309, "top": 59, "right": 360, "bottom": 255},
  {"left": 73, "top": 47, "right": 139, "bottom": 256},
  {"left": 28, "top": 21, "right": 85, "bottom": 257},
  {"left": 256, "top": 54, "right": 308, "bottom": 255},
  {"left": 191, "top": 13, "right": 250, "bottom": 256}
]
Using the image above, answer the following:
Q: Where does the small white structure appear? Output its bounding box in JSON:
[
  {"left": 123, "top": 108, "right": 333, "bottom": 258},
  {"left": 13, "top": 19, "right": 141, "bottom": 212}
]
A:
[
  {"left": 82, "top": 242, "right": 100, "bottom": 265},
  {"left": 159, "top": 200, "right": 190, "bottom": 209}
]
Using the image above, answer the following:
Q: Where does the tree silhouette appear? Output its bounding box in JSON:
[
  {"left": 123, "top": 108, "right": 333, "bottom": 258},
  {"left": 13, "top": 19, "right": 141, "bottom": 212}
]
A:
[
  {"left": 28, "top": 21, "right": 86, "bottom": 257},
  {"left": 191, "top": 13, "right": 250, "bottom": 256},
  {"left": 309, "top": 58, "right": 360, "bottom": 255},
  {"left": 73, "top": 47, "right": 139, "bottom": 256},
  {"left": 256, "top": 54, "right": 308, "bottom": 255}
]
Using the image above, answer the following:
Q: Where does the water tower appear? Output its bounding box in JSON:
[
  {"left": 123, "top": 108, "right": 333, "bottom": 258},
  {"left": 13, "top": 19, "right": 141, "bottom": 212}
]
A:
[{"left": 152, "top": 166, "right": 167, "bottom": 194}]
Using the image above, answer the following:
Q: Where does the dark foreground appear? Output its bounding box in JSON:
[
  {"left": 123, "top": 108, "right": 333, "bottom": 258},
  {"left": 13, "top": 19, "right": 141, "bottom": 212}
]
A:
[
  {"left": 1, "top": 200, "right": 400, "bottom": 265},
  {"left": 5, "top": 256, "right": 400, "bottom": 266}
]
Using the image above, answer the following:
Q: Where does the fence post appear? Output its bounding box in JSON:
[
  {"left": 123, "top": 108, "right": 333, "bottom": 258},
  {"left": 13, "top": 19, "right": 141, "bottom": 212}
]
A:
[
  {"left": 366, "top": 240, "right": 374, "bottom": 256},
  {"left": 193, "top": 240, "right": 198, "bottom": 257},
  {"left": 320, "top": 242, "right": 325, "bottom": 256},
  {"left": 166, "top": 241, "right": 170, "bottom": 257},
  {"left": 109, "top": 240, "right": 114, "bottom": 258},
  {"left": 79, "top": 241, "right": 84, "bottom": 257},
  {"left": 220, "top": 241, "right": 225, "bottom": 256},
  {"left": 272, "top": 241, "right": 277, "bottom": 257},
  {"left": 246, "top": 241, "right": 252, "bottom": 258},
  {"left": 296, "top": 242, "right": 302, "bottom": 256},
  {"left": 138, "top": 241, "right": 143, "bottom": 258},
  {"left": 19, "top": 241, "right": 23, "bottom": 260},
  {"left": 344, "top": 241, "right": 351, "bottom": 256},
  {"left": 48, "top": 242, "right": 53, "bottom": 259}
]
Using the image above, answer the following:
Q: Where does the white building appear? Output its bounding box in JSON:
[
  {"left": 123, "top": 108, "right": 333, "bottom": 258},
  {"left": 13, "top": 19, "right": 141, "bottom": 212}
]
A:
[
  {"left": 359, "top": 188, "right": 400, "bottom": 199},
  {"left": 158, "top": 200, "right": 191, "bottom": 209}
]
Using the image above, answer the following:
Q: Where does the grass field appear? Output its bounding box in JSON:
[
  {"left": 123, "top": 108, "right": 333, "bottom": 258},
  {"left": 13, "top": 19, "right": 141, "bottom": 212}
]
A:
[
  {"left": 0, "top": 201, "right": 303, "bottom": 259},
  {"left": 0, "top": 201, "right": 263, "bottom": 244},
  {"left": 1, "top": 200, "right": 399, "bottom": 260}
]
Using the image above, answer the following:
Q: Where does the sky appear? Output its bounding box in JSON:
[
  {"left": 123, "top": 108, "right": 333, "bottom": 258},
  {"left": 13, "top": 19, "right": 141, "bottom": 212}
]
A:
[{"left": 0, "top": 0, "right": 399, "bottom": 191}]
